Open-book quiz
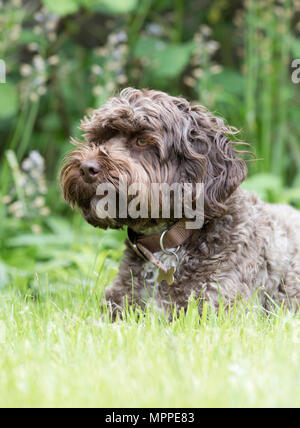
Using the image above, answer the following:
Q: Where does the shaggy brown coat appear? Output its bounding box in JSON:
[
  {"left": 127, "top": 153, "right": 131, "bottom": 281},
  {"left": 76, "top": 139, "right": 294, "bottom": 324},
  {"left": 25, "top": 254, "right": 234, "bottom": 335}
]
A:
[{"left": 61, "top": 88, "right": 300, "bottom": 316}]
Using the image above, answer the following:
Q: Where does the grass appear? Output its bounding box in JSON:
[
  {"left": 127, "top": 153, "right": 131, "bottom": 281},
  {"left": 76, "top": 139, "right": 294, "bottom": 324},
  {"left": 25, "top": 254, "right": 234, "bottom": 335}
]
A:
[
  {"left": 1, "top": 247, "right": 300, "bottom": 408},
  {"left": 0, "top": 216, "right": 300, "bottom": 408}
]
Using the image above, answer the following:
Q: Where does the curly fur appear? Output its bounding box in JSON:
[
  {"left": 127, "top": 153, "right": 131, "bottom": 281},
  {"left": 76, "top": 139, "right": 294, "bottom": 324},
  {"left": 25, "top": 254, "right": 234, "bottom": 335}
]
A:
[{"left": 60, "top": 88, "right": 300, "bottom": 317}]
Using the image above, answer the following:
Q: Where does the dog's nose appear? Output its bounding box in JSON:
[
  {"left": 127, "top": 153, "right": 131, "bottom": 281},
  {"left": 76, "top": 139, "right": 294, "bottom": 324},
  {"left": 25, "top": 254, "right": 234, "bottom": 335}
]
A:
[{"left": 80, "top": 161, "right": 101, "bottom": 183}]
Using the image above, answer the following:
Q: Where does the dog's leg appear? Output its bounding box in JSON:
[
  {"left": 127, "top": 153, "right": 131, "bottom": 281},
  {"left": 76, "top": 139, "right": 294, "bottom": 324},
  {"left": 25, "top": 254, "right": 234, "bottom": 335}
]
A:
[
  {"left": 278, "top": 270, "right": 300, "bottom": 311},
  {"left": 103, "top": 271, "right": 146, "bottom": 320},
  {"left": 103, "top": 284, "right": 125, "bottom": 318}
]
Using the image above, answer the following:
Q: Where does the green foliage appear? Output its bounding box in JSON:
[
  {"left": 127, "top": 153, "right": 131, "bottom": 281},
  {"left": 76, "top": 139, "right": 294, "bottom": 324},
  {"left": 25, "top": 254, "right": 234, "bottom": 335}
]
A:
[
  {"left": 94, "top": 0, "right": 139, "bottom": 15},
  {"left": 0, "top": 82, "right": 18, "bottom": 118},
  {"left": 41, "top": 0, "right": 139, "bottom": 16},
  {"left": 242, "top": 173, "right": 300, "bottom": 208},
  {"left": 134, "top": 37, "right": 194, "bottom": 78},
  {"left": 291, "top": 37, "right": 300, "bottom": 57},
  {"left": 212, "top": 69, "right": 245, "bottom": 98},
  {"left": 41, "top": 0, "right": 81, "bottom": 16}
]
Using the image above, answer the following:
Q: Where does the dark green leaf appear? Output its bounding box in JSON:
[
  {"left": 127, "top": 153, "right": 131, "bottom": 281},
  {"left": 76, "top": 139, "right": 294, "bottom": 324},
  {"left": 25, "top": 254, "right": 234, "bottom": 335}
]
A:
[
  {"left": 134, "top": 37, "right": 194, "bottom": 78},
  {"left": 212, "top": 69, "right": 245, "bottom": 97}
]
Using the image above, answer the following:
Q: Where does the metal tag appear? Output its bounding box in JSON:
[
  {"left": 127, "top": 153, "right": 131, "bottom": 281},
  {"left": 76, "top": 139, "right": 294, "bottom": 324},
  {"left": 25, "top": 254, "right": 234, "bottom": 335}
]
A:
[{"left": 157, "top": 266, "right": 176, "bottom": 286}]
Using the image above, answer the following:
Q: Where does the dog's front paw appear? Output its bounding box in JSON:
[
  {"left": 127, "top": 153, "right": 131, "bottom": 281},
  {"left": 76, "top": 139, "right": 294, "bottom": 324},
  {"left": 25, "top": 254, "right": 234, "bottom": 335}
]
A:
[{"left": 102, "top": 285, "right": 126, "bottom": 320}]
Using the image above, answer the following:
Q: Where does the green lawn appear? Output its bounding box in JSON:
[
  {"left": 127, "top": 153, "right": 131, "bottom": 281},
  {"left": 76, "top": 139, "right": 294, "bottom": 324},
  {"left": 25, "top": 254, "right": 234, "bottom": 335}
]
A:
[{"left": 0, "top": 221, "right": 300, "bottom": 408}]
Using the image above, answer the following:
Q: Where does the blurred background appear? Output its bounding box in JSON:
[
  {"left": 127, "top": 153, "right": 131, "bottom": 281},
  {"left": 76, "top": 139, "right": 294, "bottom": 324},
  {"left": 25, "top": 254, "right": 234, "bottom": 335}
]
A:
[{"left": 0, "top": 0, "right": 300, "bottom": 293}]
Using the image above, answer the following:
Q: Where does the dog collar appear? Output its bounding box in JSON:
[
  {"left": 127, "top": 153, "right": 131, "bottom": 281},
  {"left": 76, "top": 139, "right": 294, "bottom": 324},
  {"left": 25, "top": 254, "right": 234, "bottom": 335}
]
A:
[{"left": 127, "top": 219, "right": 194, "bottom": 285}]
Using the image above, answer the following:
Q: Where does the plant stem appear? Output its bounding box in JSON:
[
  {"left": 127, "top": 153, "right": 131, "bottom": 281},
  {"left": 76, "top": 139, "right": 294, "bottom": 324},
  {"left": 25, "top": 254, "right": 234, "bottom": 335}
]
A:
[
  {"left": 17, "top": 99, "right": 40, "bottom": 161},
  {"left": 245, "top": 0, "right": 258, "bottom": 162},
  {"left": 174, "top": 0, "right": 184, "bottom": 43},
  {"left": 272, "top": 1, "right": 291, "bottom": 177},
  {"left": 128, "top": 0, "right": 153, "bottom": 48}
]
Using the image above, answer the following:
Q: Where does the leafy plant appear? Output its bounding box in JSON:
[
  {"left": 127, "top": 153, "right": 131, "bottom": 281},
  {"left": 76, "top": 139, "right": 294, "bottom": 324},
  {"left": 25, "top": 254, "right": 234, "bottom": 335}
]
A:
[{"left": 0, "top": 0, "right": 299, "bottom": 294}]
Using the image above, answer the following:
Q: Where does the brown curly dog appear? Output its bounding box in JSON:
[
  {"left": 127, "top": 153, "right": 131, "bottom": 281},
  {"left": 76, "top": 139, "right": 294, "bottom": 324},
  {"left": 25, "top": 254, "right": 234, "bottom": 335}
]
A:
[{"left": 60, "top": 88, "right": 300, "bottom": 317}]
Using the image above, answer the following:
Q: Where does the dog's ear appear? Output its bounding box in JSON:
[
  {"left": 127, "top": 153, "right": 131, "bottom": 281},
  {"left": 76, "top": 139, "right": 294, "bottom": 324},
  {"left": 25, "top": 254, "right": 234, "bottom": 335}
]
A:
[{"left": 175, "top": 102, "right": 248, "bottom": 218}]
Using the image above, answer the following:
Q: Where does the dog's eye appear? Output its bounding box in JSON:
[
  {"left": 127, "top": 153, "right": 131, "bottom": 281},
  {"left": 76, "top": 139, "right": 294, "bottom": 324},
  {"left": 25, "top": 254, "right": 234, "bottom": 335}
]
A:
[{"left": 136, "top": 140, "right": 147, "bottom": 147}]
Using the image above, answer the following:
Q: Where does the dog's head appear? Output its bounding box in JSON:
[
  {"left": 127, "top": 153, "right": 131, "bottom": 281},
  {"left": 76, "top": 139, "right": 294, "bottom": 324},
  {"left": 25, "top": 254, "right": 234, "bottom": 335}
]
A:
[{"left": 60, "top": 88, "right": 247, "bottom": 231}]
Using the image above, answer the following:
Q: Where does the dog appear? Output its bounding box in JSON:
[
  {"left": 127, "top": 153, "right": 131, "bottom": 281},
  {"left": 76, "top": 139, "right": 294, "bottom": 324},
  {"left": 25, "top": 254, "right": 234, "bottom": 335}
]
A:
[{"left": 60, "top": 87, "right": 300, "bottom": 317}]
